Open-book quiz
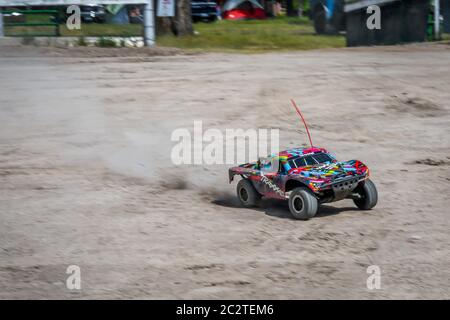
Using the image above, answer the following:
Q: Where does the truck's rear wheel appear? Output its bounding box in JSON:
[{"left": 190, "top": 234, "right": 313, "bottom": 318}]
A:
[
  {"left": 288, "top": 187, "right": 318, "bottom": 220},
  {"left": 237, "top": 179, "right": 261, "bottom": 207},
  {"left": 353, "top": 179, "right": 378, "bottom": 210}
]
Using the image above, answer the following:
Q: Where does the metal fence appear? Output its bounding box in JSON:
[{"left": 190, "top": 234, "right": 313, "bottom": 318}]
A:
[{"left": 0, "top": 9, "right": 59, "bottom": 37}]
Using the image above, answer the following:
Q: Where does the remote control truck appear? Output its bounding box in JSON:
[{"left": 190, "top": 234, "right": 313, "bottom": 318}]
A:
[{"left": 229, "top": 147, "right": 377, "bottom": 220}]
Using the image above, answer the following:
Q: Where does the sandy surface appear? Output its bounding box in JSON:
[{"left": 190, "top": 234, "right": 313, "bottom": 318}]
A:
[{"left": 1, "top": 43, "right": 449, "bottom": 299}]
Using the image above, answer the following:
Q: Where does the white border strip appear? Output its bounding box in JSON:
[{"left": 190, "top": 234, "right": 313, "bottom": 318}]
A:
[{"left": 0, "top": 1, "right": 148, "bottom": 5}]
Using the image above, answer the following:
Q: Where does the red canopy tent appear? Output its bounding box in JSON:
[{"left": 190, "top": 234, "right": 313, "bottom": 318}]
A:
[{"left": 222, "top": 0, "right": 266, "bottom": 20}]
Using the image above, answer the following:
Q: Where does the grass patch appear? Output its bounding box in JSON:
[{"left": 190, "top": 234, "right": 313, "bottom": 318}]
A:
[
  {"left": 95, "top": 37, "right": 117, "bottom": 47},
  {"left": 441, "top": 33, "right": 450, "bottom": 41},
  {"left": 5, "top": 25, "right": 58, "bottom": 37},
  {"left": 60, "top": 23, "right": 142, "bottom": 37},
  {"left": 158, "top": 17, "right": 345, "bottom": 53},
  {"left": 6, "top": 15, "right": 345, "bottom": 52},
  {"left": 77, "top": 36, "right": 87, "bottom": 46}
]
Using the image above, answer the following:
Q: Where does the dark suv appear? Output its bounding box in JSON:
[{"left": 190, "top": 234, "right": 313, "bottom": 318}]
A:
[
  {"left": 66, "top": 5, "right": 106, "bottom": 23},
  {"left": 191, "top": 0, "right": 218, "bottom": 22}
]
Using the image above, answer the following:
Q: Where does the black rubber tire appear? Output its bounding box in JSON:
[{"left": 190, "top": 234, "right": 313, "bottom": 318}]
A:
[
  {"left": 313, "top": 9, "right": 327, "bottom": 34},
  {"left": 288, "top": 187, "right": 318, "bottom": 220},
  {"left": 353, "top": 179, "right": 378, "bottom": 210},
  {"left": 237, "top": 179, "right": 261, "bottom": 208}
]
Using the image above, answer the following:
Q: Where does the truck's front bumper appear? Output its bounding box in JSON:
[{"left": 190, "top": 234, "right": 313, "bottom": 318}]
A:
[{"left": 320, "top": 174, "right": 367, "bottom": 201}]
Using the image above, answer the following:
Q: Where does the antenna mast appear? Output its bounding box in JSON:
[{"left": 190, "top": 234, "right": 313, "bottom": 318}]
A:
[{"left": 290, "top": 99, "right": 313, "bottom": 148}]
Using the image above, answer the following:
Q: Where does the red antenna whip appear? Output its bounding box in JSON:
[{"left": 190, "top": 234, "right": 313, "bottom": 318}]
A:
[{"left": 290, "top": 99, "right": 313, "bottom": 148}]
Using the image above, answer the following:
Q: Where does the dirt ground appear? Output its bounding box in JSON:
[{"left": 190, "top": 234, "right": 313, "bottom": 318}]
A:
[{"left": 1, "top": 43, "right": 449, "bottom": 299}]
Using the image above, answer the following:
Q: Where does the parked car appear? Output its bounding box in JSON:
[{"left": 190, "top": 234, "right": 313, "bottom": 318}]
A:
[
  {"left": 191, "top": 0, "right": 218, "bottom": 22},
  {"left": 64, "top": 5, "right": 106, "bottom": 23},
  {"left": 2, "top": 11, "right": 26, "bottom": 24}
]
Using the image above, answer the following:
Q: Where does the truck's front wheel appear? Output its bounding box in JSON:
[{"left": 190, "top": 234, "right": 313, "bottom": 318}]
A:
[
  {"left": 288, "top": 187, "right": 318, "bottom": 220},
  {"left": 353, "top": 179, "right": 378, "bottom": 210}
]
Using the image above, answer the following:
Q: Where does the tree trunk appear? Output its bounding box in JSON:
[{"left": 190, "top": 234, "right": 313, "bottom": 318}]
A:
[
  {"left": 156, "top": 0, "right": 193, "bottom": 36},
  {"left": 156, "top": 17, "right": 173, "bottom": 36},
  {"left": 286, "top": 0, "right": 296, "bottom": 17},
  {"left": 173, "top": 0, "right": 193, "bottom": 36}
]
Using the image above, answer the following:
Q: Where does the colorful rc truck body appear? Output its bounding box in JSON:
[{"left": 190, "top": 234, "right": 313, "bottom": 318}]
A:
[{"left": 229, "top": 147, "right": 377, "bottom": 220}]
